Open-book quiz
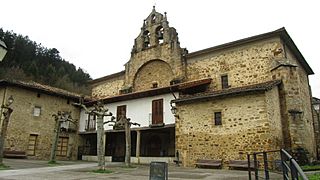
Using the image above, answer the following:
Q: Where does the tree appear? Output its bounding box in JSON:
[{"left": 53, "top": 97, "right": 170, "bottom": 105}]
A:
[
  {"left": 49, "top": 111, "right": 76, "bottom": 163},
  {"left": 0, "top": 96, "right": 14, "bottom": 166},
  {"left": 0, "top": 28, "right": 92, "bottom": 94},
  {"left": 114, "top": 115, "right": 140, "bottom": 167},
  {"left": 74, "top": 100, "right": 112, "bottom": 170}
]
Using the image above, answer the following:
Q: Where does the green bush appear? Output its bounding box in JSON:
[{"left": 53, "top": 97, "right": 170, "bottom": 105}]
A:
[{"left": 307, "top": 173, "right": 320, "bottom": 180}]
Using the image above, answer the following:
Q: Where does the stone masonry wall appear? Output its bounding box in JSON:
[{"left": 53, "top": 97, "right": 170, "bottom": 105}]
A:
[
  {"left": 175, "top": 90, "right": 283, "bottom": 167},
  {"left": 3, "top": 86, "right": 80, "bottom": 160},
  {"left": 271, "top": 46, "right": 316, "bottom": 160},
  {"left": 125, "top": 43, "right": 184, "bottom": 90},
  {"left": 186, "top": 38, "right": 282, "bottom": 90},
  {"left": 133, "top": 60, "right": 173, "bottom": 91},
  {"left": 91, "top": 75, "right": 124, "bottom": 99}
]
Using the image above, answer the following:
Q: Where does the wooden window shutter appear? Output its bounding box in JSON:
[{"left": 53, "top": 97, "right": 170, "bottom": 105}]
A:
[{"left": 152, "top": 99, "right": 163, "bottom": 125}]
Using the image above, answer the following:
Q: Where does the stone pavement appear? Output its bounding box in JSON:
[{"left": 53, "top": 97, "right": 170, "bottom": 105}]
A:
[{"left": 0, "top": 158, "right": 283, "bottom": 180}]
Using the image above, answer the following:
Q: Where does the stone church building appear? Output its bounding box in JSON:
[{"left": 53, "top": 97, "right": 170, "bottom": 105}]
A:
[
  {"left": 0, "top": 7, "right": 316, "bottom": 167},
  {"left": 78, "top": 7, "right": 316, "bottom": 167}
]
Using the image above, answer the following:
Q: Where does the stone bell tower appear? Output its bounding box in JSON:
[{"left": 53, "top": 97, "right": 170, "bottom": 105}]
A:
[{"left": 122, "top": 6, "right": 187, "bottom": 92}]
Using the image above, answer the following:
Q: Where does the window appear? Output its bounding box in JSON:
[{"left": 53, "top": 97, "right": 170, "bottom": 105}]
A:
[
  {"left": 152, "top": 99, "right": 163, "bottom": 125},
  {"left": 152, "top": 82, "right": 158, "bottom": 88},
  {"left": 27, "top": 134, "right": 38, "bottom": 156},
  {"left": 117, "top": 105, "right": 127, "bottom": 121},
  {"left": 221, "top": 75, "right": 229, "bottom": 89},
  {"left": 56, "top": 137, "right": 69, "bottom": 156},
  {"left": 151, "top": 14, "right": 156, "bottom": 23},
  {"left": 119, "top": 87, "right": 132, "bottom": 94},
  {"left": 214, "top": 112, "right": 222, "bottom": 125},
  {"left": 85, "top": 114, "right": 96, "bottom": 131},
  {"left": 33, "top": 106, "right": 41, "bottom": 116}
]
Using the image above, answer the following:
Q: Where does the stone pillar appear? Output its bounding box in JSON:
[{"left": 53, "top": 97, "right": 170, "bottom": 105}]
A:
[
  {"left": 104, "top": 132, "right": 106, "bottom": 161},
  {"left": 136, "top": 130, "right": 141, "bottom": 164}
]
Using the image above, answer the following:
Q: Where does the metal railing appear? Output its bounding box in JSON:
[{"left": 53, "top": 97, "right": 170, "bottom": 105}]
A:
[
  {"left": 280, "top": 149, "right": 308, "bottom": 180},
  {"left": 247, "top": 149, "right": 308, "bottom": 180}
]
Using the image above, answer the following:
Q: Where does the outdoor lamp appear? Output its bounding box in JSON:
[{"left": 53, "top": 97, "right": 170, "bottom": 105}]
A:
[
  {"left": 0, "top": 40, "right": 7, "bottom": 61},
  {"left": 170, "top": 102, "right": 179, "bottom": 119},
  {"left": 171, "top": 105, "right": 177, "bottom": 115}
]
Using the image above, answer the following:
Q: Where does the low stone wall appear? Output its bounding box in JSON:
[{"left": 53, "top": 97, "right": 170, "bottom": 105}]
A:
[{"left": 82, "top": 155, "right": 175, "bottom": 164}]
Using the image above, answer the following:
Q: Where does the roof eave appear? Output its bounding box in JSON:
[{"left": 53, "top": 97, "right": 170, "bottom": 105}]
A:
[
  {"left": 88, "top": 70, "right": 125, "bottom": 85},
  {"left": 279, "top": 29, "right": 314, "bottom": 75},
  {"left": 0, "top": 80, "right": 81, "bottom": 101},
  {"left": 173, "top": 80, "right": 282, "bottom": 104},
  {"left": 186, "top": 27, "right": 314, "bottom": 75}
]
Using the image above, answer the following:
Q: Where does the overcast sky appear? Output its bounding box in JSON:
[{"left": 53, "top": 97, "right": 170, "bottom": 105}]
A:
[{"left": 1, "top": 0, "right": 319, "bottom": 98}]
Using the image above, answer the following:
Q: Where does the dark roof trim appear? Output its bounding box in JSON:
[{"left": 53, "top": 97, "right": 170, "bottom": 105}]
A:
[
  {"left": 173, "top": 80, "right": 281, "bottom": 104},
  {"left": 178, "top": 78, "right": 212, "bottom": 89},
  {"left": 89, "top": 70, "right": 125, "bottom": 85},
  {"left": 0, "top": 79, "right": 81, "bottom": 101},
  {"left": 186, "top": 27, "right": 313, "bottom": 75},
  {"left": 270, "top": 63, "right": 298, "bottom": 72},
  {"left": 85, "top": 78, "right": 212, "bottom": 106}
]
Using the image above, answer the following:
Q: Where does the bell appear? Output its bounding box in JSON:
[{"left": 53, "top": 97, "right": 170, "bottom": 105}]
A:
[
  {"left": 144, "top": 36, "right": 150, "bottom": 43},
  {"left": 158, "top": 31, "right": 163, "bottom": 40}
]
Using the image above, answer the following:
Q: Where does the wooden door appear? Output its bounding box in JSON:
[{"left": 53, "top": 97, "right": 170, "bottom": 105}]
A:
[
  {"left": 56, "top": 137, "right": 69, "bottom": 156},
  {"left": 27, "top": 134, "right": 37, "bottom": 156}
]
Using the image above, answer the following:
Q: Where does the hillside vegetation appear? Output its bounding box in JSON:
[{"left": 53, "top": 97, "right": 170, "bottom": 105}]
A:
[{"left": 0, "top": 28, "right": 91, "bottom": 94}]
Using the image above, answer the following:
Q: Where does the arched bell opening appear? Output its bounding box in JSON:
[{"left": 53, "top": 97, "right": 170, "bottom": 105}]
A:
[
  {"left": 143, "top": 30, "right": 150, "bottom": 48},
  {"left": 156, "top": 26, "right": 164, "bottom": 44}
]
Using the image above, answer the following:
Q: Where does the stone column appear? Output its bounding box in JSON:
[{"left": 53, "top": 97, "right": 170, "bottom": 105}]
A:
[
  {"left": 103, "top": 132, "right": 107, "bottom": 162},
  {"left": 136, "top": 130, "right": 141, "bottom": 164}
]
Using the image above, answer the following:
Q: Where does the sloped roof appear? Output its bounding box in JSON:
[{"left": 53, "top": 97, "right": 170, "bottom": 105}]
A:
[
  {"left": 173, "top": 80, "right": 282, "bottom": 104},
  {"left": 313, "top": 97, "right": 320, "bottom": 104},
  {"left": 88, "top": 70, "right": 125, "bottom": 85},
  {"left": 85, "top": 78, "right": 212, "bottom": 106},
  {"left": 0, "top": 79, "right": 82, "bottom": 100},
  {"left": 186, "top": 27, "right": 314, "bottom": 75},
  {"left": 0, "top": 40, "right": 7, "bottom": 49}
]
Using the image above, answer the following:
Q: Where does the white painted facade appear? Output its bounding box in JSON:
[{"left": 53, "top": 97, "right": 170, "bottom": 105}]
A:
[{"left": 79, "top": 93, "right": 178, "bottom": 132}]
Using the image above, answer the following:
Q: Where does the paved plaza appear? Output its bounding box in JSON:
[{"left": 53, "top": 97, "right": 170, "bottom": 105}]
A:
[{"left": 0, "top": 158, "right": 283, "bottom": 180}]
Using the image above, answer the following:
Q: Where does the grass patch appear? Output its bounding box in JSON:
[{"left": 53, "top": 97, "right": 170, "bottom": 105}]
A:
[
  {"left": 301, "top": 165, "right": 320, "bottom": 171},
  {"left": 0, "top": 164, "right": 10, "bottom": 170},
  {"left": 48, "top": 161, "right": 61, "bottom": 166},
  {"left": 307, "top": 173, "right": 320, "bottom": 180},
  {"left": 92, "top": 169, "right": 113, "bottom": 174}
]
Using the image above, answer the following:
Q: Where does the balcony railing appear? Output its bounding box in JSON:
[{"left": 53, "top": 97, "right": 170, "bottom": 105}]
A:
[{"left": 149, "top": 112, "right": 165, "bottom": 127}]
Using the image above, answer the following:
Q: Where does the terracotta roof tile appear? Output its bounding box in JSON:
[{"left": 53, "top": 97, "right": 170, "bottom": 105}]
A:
[
  {"left": 173, "top": 80, "right": 282, "bottom": 104},
  {"left": 0, "top": 79, "right": 82, "bottom": 100}
]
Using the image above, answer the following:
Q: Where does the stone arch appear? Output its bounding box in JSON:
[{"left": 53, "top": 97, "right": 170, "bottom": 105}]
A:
[{"left": 133, "top": 60, "right": 174, "bottom": 92}]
